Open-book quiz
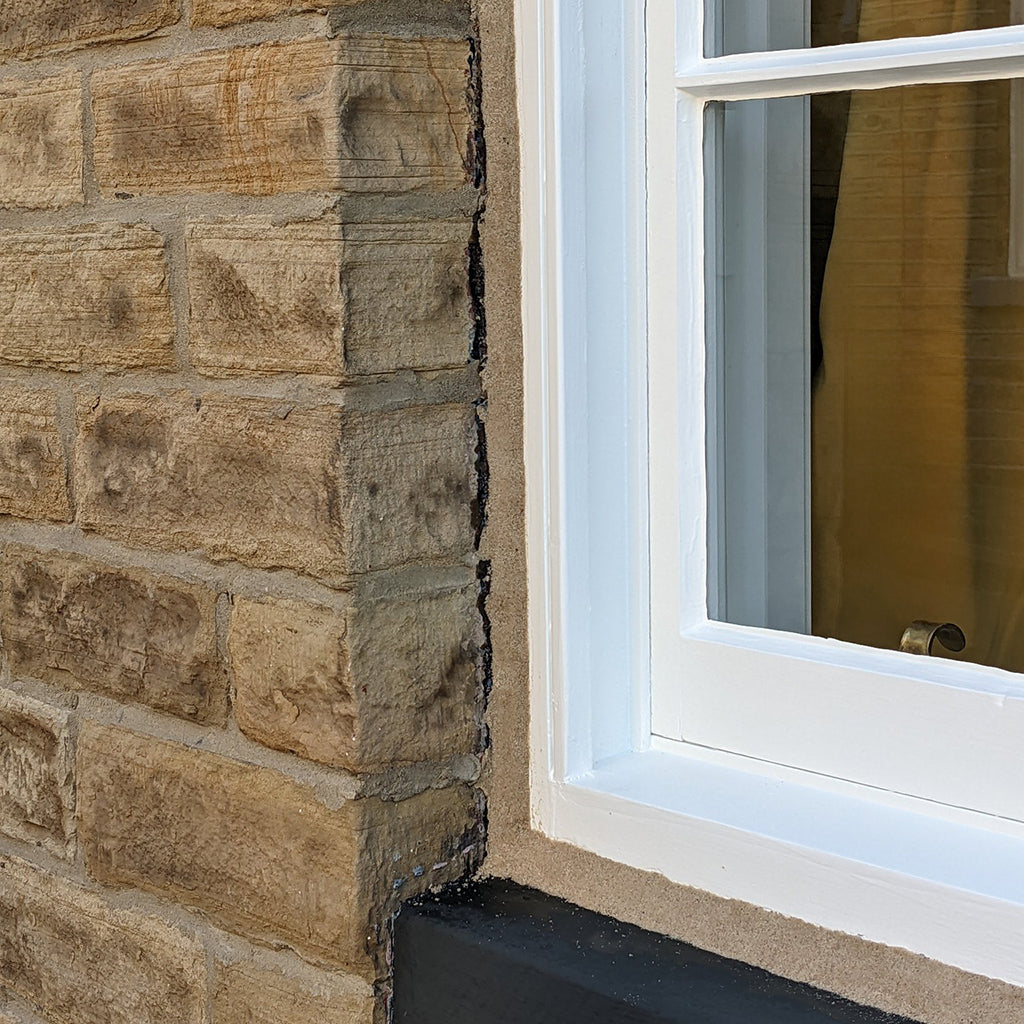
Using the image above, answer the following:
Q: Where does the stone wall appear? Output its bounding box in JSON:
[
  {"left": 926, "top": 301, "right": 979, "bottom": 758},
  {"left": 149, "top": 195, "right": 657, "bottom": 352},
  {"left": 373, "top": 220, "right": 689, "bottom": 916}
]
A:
[{"left": 0, "top": 1, "right": 485, "bottom": 1021}]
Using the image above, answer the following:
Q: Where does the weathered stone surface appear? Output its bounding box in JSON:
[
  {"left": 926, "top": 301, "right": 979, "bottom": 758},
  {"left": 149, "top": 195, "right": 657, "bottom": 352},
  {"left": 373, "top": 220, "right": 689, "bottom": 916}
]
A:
[
  {"left": 347, "top": 585, "right": 479, "bottom": 764},
  {"left": 75, "top": 393, "right": 342, "bottom": 576},
  {"left": 80, "top": 725, "right": 362, "bottom": 966},
  {"left": 0, "top": 73, "right": 82, "bottom": 210},
  {"left": 335, "top": 36, "right": 471, "bottom": 193},
  {"left": 230, "top": 599, "right": 356, "bottom": 765},
  {"left": 78, "top": 724, "right": 479, "bottom": 973},
  {"left": 0, "top": 998, "right": 35, "bottom": 1024},
  {"left": 93, "top": 39, "right": 335, "bottom": 198},
  {"left": 0, "top": 390, "right": 70, "bottom": 523},
  {"left": 92, "top": 37, "right": 470, "bottom": 197},
  {"left": 0, "top": 690, "right": 74, "bottom": 859},
  {"left": 187, "top": 220, "right": 345, "bottom": 378},
  {"left": 230, "top": 586, "right": 478, "bottom": 771},
  {"left": 75, "top": 393, "right": 475, "bottom": 580},
  {"left": 0, "top": 225, "right": 174, "bottom": 371},
  {"left": 339, "top": 403, "right": 476, "bottom": 574},
  {"left": 210, "top": 956, "right": 374, "bottom": 1024},
  {"left": 0, "top": 547, "right": 226, "bottom": 724},
  {"left": 187, "top": 219, "right": 472, "bottom": 378},
  {"left": 0, "top": 0, "right": 178, "bottom": 60},
  {"left": 192, "top": 0, "right": 343, "bottom": 27},
  {"left": 0, "top": 1003, "right": 45, "bottom": 1024},
  {"left": 340, "top": 221, "right": 473, "bottom": 375},
  {"left": 0, "top": 854, "right": 205, "bottom": 1024},
  {"left": 356, "top": 779, "right": 481, "bottom": 924}
]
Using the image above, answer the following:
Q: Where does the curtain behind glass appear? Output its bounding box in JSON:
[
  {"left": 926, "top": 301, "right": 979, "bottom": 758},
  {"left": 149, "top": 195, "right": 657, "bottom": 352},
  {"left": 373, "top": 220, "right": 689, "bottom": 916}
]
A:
[{"left": 814, "top": 1, "right": 1023, "bottom": 669}]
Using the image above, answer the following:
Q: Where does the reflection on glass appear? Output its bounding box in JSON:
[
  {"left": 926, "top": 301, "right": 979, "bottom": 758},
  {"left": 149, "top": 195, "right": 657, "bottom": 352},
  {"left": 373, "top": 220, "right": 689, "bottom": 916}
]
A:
[
  {"left": 712, "top": 0, "right": 1013, "bottom": 56},
  {"left": 711, "top": 75, "right": 1024, "bottom": 673}
]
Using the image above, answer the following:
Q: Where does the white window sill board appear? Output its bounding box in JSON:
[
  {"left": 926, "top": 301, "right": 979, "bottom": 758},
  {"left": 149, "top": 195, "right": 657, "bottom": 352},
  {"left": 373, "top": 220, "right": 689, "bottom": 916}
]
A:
[{"left": 539, "top": 747, "right": 1024, "bottom": 986}]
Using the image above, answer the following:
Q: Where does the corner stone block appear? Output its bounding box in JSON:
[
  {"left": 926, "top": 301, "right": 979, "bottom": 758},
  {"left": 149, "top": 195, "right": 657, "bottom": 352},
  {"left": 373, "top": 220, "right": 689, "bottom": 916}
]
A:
[
  {"left": 77, "top": 724, "right": 481, "bottom": 975},
  {"left": 0, "top": 0, "right": 179, "bottom": 60},
  {"left": 186, "top": 219, "right": 473, "bottom": 378},
  {"left": 0, "top": 389, "right": 71, "bottom": 523},
  {"left": 91, "top": 36, "right": 472, "bottom": 197},
  {"left": 0, "top": 225, "right": 175, "bottom": 372},
  {"left": 192, "top": 0, "right": 348, "bottom": 27},
  {"left": 210, "top": 955, "right": 374, "bottom": 1024},
  {"left": 339, "top": 403, "right": 477, "bottom": 575},
  {"left": 0, "top": 854, "right": 206, "bottom": 1024},
  {"left": 0, "top": 689, "right": 74, "bottom": 860},
  {"left": 339, "top": 221, "right": 474, "bottom": 375},
  {"left": 0, "top": 546, "right": 227, "bottom": 724},
  {"left": 336, "top": 36, "right": 473, "bottom": 193},
  {"left": 0, "top": 73, "right": 83, "bottom": 210},
  {"left": 74, "top": 393, "right": 476, "bottom": 581},
  {"left": 229, "top": 586, "right": 479, "bottom": 771}
]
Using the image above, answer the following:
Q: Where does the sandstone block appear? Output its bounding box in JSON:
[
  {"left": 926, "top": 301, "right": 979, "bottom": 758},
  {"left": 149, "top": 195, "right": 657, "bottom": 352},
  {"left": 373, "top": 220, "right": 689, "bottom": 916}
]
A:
[
  {"left": 211, "top": 955, "right": 374, "bottom": 1024},
  {"left": 0, "top": 390, "right": 70, "bottom": 523},
  {"left": 187, "top": 220, "right": 345, "bottom": 378},
  {"left": 0, "top": 854, "right": 205, "bottom": 1024},
  {"left": 187, "top": 219, "right": 472, "bottom": 378},
  {"left": 0, "top": 547, "right": 226, "bottom": 724},
  {"left": 230, "top": 586, "right": 478, "bottom": 771},
  {"left": 337, "top": 36, "right": 472, "bottom": 194},
  {"left": 75, "top": 393, "right": 475, "bottom": 580},
  {"left": 0, "top": 0, "right": 178, "bottom": 60},
  {"left": 92, "top": 37, "right": 470, "bottom": 197},
  {"left": 0, "top": 1006, "right": 45, "bottom": 1024},
  {"left": 230, "top": 598, "right": 357, "bottom": 765},
  {"left": 339, "top": 403, "right": 476, "bottom": 574},
  {"left": 0, "top": 225, "right": 174, "bottom": 372},
  {"left": 0, "top": 1001, "right": 37, "bottom": 1024},
  {"left": 0, "top": 73, "right": 82, "bottom": 210},
  {"left": 339, "top": 221, "right": 473, "bottom": 375},
  {"left": 78, "top": 725, "right": 479, "bottom": 973},
  {"left": 192, "top": 0, "right": 341, "bottom": 27},
  {"left": 0, "top": 690, "right": 74, "bottom": 859}
]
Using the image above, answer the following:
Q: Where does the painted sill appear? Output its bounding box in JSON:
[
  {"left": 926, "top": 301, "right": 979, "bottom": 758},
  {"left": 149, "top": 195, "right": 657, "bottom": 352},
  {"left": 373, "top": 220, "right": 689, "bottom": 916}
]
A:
[
  {"left": 540, "top": 746, "right": 1024, "bottom": 987},
  {"left": 395, "top": 878, "right": 918, "bottom": 1023}
]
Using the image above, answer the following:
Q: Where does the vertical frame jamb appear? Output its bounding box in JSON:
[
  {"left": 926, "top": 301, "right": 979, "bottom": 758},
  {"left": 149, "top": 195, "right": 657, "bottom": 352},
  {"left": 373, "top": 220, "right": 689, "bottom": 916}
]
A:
[{"left": 519, "top": 0, "right": 564, "bottom": 827}]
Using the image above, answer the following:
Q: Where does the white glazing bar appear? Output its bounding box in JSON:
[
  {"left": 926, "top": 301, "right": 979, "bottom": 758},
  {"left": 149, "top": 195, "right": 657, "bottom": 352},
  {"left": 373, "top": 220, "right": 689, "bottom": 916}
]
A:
[{"left": 677, "top": 24, "right": 1024, "bottom": 99}]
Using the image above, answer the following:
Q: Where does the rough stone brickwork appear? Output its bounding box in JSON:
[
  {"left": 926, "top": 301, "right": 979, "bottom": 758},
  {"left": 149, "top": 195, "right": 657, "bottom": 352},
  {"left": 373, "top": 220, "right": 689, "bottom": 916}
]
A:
[{"left": 0, "top": 1, "right": 485, "bottom": 1021}]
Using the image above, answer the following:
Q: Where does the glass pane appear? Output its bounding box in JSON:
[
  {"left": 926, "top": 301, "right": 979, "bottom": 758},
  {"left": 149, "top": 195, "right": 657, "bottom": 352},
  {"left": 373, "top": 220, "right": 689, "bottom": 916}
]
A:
[
  {"left": 711, "top": 1, "right": 1016, "bottom": 56},
  {"left": 709, "top": 78, "right": 1024, "bottom": 674}
]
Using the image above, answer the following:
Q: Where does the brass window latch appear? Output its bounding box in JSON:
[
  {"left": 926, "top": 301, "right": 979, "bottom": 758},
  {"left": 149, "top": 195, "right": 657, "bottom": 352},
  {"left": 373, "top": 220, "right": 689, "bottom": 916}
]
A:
[{"left": 899, "top": 620, "right": 966, "bottom": 657}]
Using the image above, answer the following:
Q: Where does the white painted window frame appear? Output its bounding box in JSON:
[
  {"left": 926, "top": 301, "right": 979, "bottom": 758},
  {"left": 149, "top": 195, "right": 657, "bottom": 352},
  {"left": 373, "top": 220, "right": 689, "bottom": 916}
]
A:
[{"left": 517, "top": 0, "right": 1024, "bottom": 986}]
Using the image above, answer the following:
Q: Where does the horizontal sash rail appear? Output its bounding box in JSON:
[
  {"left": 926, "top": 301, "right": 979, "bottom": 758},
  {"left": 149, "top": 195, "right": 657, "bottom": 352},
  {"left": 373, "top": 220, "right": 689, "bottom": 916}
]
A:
[{"left": 677, "top": 24, "right": 1024, "bottom": 99}]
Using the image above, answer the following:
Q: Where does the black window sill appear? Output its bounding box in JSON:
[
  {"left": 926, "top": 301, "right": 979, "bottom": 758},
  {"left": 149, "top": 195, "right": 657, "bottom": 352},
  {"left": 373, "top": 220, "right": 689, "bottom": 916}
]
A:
[{"left": 394, "top": 879, "right": 920, "bottom": 1024}]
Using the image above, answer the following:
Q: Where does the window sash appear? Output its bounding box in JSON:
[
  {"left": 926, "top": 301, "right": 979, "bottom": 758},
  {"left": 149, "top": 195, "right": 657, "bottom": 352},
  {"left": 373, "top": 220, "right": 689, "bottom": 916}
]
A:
[
  {"left": 519, "top": 0, "right": 1024, "bottom": 985},
  {"left": 650, "top": 2, "right": 1024, "bottom": 820}
]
